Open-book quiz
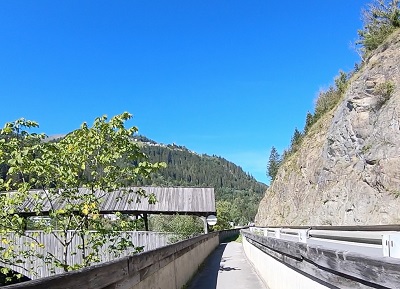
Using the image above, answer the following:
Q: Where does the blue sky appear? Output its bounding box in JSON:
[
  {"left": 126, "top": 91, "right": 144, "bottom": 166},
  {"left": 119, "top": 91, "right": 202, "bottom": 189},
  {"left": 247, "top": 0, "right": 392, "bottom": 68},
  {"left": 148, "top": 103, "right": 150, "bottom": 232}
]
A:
[{"left": 0, "top": 1, "right": 370, "bottom": 184}]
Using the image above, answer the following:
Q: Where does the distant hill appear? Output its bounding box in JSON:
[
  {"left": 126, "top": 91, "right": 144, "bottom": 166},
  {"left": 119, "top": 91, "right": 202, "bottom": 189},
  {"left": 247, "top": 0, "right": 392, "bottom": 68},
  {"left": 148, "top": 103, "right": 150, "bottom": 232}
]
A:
[{"left": 134, "top": 136, "right": 268, "bottom": 224}]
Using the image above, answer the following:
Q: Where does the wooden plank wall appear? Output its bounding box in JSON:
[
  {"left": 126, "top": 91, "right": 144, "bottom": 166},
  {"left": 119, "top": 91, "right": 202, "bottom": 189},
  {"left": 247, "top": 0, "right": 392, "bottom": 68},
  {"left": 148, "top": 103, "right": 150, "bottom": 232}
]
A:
[
  {"left": 1, "top": 231, "right": 240, "bottom": 289},
  {"left": 1, "top": 231, "right": 172, "bottom": 280}
]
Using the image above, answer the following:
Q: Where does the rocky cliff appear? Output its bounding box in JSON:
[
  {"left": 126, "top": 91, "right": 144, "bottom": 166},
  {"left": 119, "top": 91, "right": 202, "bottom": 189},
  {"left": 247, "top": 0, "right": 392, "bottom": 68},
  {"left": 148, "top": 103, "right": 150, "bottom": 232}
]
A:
[{"left": 255, "top": 30, "right": 400, "bottom": 226}]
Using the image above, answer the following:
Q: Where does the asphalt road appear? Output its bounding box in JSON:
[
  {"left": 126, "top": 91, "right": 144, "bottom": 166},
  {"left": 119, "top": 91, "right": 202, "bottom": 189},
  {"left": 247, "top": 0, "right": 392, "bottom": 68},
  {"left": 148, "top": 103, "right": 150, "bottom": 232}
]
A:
[{"left": 187, "top": 241, "right": 267, "bottom": 289}]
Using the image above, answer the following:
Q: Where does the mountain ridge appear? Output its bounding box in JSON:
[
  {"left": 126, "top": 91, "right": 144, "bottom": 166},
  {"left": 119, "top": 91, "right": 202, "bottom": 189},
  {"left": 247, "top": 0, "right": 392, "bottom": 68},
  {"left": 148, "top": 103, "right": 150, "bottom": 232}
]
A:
[{"left": 134, "top": 136, "right": 267, "bottom": 224}]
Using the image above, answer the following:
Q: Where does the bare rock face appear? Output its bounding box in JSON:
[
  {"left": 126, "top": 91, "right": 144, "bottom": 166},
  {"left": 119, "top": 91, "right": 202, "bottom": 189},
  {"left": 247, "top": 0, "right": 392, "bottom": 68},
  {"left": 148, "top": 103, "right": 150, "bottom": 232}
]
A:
[{"left": 256, "top": 31, "right": 400, "bottom": 226}]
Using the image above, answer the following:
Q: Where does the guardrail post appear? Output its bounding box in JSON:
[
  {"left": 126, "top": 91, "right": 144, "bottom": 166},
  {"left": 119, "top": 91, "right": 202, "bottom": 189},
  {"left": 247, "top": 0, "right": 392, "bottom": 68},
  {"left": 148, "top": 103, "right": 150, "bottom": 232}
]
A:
[
  {"left": 298, "top": 229, "right": 309, "bottom": 243},
  {"left": 383, "top": 233, "right": 400, "bottom": 258},
  {"left": 275, "top": 228, "right": 281, "bottom": 239}
]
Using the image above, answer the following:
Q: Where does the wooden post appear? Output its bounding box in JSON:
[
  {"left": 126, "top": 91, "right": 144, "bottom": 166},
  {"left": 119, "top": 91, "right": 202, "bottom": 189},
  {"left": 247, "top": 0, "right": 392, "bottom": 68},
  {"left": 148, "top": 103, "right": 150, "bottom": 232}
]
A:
[
  {"left": 144, "top": 213, "right": 149, "bottom": 231},
  {"left": 23, "top": 216, "right": 28, "bottom": 230}
]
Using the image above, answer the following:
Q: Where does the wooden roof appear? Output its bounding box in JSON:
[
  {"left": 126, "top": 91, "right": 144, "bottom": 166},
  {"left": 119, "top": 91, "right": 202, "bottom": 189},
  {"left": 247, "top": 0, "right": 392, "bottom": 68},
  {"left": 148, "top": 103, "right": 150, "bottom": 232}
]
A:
[{"left": 17, "top": 187, "right": 216, "bottom": 217}]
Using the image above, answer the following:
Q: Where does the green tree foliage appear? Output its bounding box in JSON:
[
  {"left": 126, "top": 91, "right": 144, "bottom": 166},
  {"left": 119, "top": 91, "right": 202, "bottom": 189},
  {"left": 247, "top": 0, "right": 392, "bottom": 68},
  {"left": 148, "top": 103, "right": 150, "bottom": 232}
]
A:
[
  {"left": 335, "top": 70, "right": 349, "bottom": 94},
  {"left": 375, "top": 80, "right": 396, "bottom": 107},
  {"left": 357, "top": 0, "right": 400, "bottom": 57},
  {"left": 290, "top": 128, "right": 303, "bottom": 152},
  {"left": 304, "top": 112, "right": 315, "bottom": 133},
  {"left": 138, "top": 144, "right": 266, "bottom": 192},
  {"left": 149, "top": 214, "right": 204, "bottom": 243},
  {"left": 267, "top": 146, "right": 281, "bottom": 182},
  {"left": 315, "top": 71, "right": 349, "bottom": 120},
  {"left": 216, "top": 188, "right": 262, "bottom": 225},
  {"left": 136, "top": 143, "right": 267, "bottom": 224},
  {"left": 314, "top": 87, "right": 341, "bottom": 119},
  {"left": 0, "top": 113, "right": 165, "bottom": 282},
  {"left": 213, "top": 200, "right": 239, "bottom": 230}
]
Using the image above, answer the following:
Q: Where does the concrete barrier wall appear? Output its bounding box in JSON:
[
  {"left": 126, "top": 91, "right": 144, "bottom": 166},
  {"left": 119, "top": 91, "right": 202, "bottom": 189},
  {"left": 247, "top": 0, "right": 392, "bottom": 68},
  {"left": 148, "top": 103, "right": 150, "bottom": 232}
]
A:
[
  {"left": 3, "top": 232, "right": 220, "bottom": 289},
  {"left": 131, "top": 234, "right": 219, "bottom": 289},
  {"left": 243, "top": 235, "right": 329, "bottom": 289},
  {"left": 242, "top": 230, "right": 400, "bottom": 289}
]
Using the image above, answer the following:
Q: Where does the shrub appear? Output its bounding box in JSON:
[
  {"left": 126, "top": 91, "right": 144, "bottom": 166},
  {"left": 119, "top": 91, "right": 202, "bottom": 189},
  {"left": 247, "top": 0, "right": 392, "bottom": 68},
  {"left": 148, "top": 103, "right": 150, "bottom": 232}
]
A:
[
  {"left": 375, "top": 81, "right": 396, "bottom": 107},
  {"left": 357, "top": 0, "right": 400, "bottom": 57},
  {"left": 314, "top": 71, "right": 349, "bottom": 120},
  {"left": 314, "top": 87, "right": 341, "bottom": 118}
]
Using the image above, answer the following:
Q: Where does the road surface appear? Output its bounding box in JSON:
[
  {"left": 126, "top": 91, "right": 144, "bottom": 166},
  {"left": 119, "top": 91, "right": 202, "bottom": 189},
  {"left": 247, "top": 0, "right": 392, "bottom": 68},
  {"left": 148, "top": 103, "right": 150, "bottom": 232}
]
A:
[{"left": 187, "top": 240, "right": 267, "bottom": 289}]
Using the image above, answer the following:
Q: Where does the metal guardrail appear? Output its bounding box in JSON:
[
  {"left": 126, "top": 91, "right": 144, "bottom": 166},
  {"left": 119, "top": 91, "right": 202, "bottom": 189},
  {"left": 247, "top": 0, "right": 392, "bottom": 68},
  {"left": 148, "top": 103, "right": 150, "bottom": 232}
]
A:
[
  {"left": 250, "top": 226, "right": 400, "bottom": 258},
  {"left": 242, "top": 228, "right": 400, "bottom": 288}
]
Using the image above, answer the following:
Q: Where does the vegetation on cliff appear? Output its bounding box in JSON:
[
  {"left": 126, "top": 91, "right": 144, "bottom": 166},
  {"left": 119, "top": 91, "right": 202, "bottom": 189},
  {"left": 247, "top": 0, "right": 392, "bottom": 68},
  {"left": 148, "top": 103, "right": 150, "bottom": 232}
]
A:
[
  {"left": 267, "top": 0, "right": 400, "bottom": 182},
  {"left": 257, "top": 0, "right": 400, "bottom": 226},
  {"left": 357, "top": 0, "right": 400, "bottom": 57}
]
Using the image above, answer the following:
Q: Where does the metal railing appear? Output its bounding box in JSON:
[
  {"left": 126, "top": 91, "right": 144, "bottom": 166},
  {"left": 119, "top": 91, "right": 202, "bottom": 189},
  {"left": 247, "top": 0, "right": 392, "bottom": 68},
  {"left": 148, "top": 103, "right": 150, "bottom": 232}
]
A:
[
  {"left": 242, "top": 227, "right": 400, "bottom": 288},
  {"left": 249, "top": 225, "right": 400, "bottom": 258}
]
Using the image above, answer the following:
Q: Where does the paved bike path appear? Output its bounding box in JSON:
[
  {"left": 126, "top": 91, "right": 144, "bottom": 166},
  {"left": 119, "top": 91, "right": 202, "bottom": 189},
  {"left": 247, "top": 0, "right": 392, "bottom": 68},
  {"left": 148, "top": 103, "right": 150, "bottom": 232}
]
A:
[{"left": 187, "top": 241, "right": 267, "bottom": 289}]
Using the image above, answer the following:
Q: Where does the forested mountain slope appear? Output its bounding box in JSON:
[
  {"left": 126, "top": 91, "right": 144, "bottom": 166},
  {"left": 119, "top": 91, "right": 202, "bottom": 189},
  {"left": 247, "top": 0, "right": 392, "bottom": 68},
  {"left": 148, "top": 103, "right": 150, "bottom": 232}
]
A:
[{"left": 135, "top": 137, "right": 267, "bottom": 224}]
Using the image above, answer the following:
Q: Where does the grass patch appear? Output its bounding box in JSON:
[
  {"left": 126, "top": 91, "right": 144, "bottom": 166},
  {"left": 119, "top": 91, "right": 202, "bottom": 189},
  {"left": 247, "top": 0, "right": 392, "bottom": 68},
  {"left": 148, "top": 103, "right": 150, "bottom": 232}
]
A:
[{"left": 234, "top": 234, "right": 243, "bottom": 243}]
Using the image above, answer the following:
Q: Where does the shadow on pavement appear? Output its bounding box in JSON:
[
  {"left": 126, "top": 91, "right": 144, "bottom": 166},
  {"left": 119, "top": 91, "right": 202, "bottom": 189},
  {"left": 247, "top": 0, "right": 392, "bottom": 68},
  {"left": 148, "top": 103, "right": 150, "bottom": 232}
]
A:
[{"left": 187, "top": 242, "right": 240, "bottom": 289}]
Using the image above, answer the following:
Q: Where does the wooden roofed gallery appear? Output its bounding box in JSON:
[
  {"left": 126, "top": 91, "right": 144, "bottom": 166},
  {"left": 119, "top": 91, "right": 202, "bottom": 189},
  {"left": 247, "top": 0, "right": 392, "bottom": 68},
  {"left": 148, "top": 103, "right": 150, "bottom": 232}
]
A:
[{"left": 15, "top": 187, "right": 216, "bottom": 231}]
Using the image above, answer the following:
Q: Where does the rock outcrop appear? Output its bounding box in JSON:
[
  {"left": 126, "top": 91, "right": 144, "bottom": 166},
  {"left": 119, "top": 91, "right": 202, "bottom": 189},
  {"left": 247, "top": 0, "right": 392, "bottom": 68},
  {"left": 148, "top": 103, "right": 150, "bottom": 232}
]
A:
[{"left": 255, "top": 30, "right": 400, "bottom": 226}]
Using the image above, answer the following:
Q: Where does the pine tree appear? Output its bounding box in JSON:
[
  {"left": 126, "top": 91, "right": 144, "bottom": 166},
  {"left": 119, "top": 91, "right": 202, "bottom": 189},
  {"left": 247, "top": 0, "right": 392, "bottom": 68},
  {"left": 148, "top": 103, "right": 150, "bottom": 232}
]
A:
[
  {"left": 290, "top": 128, "right": 303, "bottom": 151},
  {"left": 304, "top": 112, "right": 314, "bottom": 133},
  {"left": 267, "top": 146, "right": 281, "bottom": 182}
]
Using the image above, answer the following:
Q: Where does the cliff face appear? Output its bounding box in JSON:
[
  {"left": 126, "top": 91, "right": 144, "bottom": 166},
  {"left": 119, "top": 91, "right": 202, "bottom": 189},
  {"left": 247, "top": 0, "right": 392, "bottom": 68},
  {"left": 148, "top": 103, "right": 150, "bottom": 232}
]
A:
[{"left": 256, "top": 30, "right": 400, "bottom": 226}]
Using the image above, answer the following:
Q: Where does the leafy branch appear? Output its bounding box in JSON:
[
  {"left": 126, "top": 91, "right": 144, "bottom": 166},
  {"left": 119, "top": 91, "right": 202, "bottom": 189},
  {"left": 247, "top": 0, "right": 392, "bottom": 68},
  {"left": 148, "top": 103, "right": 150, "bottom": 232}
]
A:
[{"left": 0, "top": 113, "right": 166, "bottom": 283}]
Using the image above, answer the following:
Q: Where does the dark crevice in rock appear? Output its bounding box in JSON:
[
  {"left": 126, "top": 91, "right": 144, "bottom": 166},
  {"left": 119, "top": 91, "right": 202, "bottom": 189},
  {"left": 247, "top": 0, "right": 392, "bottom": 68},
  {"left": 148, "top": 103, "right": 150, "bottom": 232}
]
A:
[
  {"left": 347, "top": 101, "right": 355, "bottom": 112},
  {"left": 365, "top": 159, "right": 377, "bottom": 165}
]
